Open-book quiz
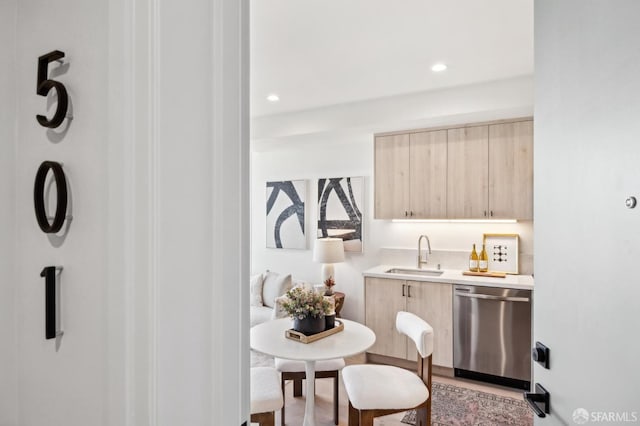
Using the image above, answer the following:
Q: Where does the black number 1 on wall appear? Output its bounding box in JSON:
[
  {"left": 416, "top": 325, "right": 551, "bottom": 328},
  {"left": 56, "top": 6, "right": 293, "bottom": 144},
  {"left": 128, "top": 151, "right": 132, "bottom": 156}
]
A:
[{"left": 36, "top": 50, "right": 68, "bottom": 128}]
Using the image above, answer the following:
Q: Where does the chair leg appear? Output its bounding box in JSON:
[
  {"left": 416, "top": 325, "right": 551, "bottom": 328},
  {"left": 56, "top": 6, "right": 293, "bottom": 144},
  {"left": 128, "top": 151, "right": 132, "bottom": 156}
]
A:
[
  {"left": 293, "top": 378, "right": 303, "bottom": 397},
  {"left": 348, "top": 400, "right": 359, "bottom": 426},
  {"left": 359, "top": 410, "right": 375, "bottom": 426},
  {"left": 280, "top": 374, "right": 286, "bottom": 426},
  {"left": 416, "top": 407, "right": 428, "bottom": 426},
  {"left": 251, "top": 411, "right": 275, "bottom": 426},
  {"left": 333, "top": 372, "right": 339, "bottom": 425}
]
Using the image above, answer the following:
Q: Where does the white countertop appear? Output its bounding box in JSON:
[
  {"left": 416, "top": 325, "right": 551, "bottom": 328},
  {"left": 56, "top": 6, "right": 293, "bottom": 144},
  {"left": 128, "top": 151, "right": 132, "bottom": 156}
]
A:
[{"left": 363, "top": 264, "right": 534, "bottom": 290}]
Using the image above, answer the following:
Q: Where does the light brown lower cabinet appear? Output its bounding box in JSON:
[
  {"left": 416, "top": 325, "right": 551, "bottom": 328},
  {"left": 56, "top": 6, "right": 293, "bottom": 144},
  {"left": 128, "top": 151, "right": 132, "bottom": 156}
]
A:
[{"left": 364, "top": 277, "right": 453, "bottom": 368}]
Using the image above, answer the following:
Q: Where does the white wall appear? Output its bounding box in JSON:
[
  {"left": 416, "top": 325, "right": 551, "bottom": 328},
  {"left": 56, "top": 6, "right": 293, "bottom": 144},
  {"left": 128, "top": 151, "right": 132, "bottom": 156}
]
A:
[
  {"left": 534, "top": 1, "right": 640, "bottom": 422},
  {"left": 0, "top": 1, "right": 17, "bottom": 424},
  {"left": 251, "top": 78, "right": 534, "bottom": 322}
]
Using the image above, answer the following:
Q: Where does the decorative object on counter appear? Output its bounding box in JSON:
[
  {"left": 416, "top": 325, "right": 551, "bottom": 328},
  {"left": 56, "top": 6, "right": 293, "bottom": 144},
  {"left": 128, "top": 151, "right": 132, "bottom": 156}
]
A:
[
  {"left": 266, "top": 180, "right": 306, "bottom": 249},
  {"left": 281, "top": 287, "right": 332, "bottom": 335},
  {"left": 469, "top": 244, "right": 479, "bottom": 272},
  {"left": 483, "top": 233, "right": 520, "bottom": 274},
  {"left": 313, "top": 237, "right": 345, "bottom": 284},
  {"left": 323, "top": 276, "right": 335, "bottom": 295},
  {"left": 462, "top": 271, "right": 506, "bottom": 278},
  {"left": 317, "top": 176, "right": 363, "bottom": 252},
  {"left": 479, "top": 243, "right": 489, "bottom": 272}
]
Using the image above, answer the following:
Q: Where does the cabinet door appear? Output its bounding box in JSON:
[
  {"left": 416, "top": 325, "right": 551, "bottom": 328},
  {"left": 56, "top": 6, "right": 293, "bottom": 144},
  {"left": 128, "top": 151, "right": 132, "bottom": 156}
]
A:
[
  {"left": 405, "top": 281, "right": 453, "bottom": 368},
  {"left": 489, "top": 121, "right": 534, "bottom": 220},
  {"left": 364, "top": 277, "right": 407, "bottom": 358},
  {"left": 447, "top": 126, "right": 489, "bottom": 218},
  {"left": 409, "top": 130, "right": 448, "bottom": 218},
  {"left": 374, "top": 134, "right": 410, "bottom": 219}
]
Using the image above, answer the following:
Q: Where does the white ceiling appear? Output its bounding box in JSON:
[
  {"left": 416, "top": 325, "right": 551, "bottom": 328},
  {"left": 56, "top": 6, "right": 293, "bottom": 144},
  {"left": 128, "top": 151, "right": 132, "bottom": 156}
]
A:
[{"left": 250, "top": 0, "right": 533, "bottom": 117}]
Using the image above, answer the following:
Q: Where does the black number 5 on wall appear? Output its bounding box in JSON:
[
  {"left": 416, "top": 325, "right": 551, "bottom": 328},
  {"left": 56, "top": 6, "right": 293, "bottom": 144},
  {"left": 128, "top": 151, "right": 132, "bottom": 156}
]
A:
[{"left": 36, "top": 50, "right": 68, "bottom": 128}]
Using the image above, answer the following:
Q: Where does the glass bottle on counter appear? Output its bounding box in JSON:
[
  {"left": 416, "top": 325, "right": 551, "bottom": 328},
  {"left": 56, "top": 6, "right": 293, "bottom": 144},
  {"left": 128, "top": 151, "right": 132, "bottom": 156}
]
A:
[
  {"left": 469, "top": 244, "right": 479, "bottom": 272},
  {"left": 479, "top": 243, "right": 489, "bottom": 272}
]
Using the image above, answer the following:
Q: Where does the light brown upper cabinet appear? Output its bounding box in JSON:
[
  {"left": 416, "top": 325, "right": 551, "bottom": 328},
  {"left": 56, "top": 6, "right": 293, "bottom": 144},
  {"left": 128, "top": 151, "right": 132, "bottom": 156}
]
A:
[
  {"left": 447, "top": 125, "right": 489, "bottom": 218},
  {"left": 374, "top": 133, "right": 410, "bottom": 219},
  {"left": 374, "top": 130, "right": 447, "bottom": 219},
  {"left": 409, "top": 131, "right": 448, "bottom": 218},
  {"left": 488, "top": 121, "right": 533, "bottom": 220},
  {"left": 375, "top": 118, "right": 533, "bottom": 220}
]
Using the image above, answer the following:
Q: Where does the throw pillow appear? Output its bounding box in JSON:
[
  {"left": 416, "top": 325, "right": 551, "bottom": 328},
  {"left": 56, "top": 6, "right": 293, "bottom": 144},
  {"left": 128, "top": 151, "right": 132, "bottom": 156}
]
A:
[
  {"left": 262, "top": 271, "right": 293, "bottom": 308},
  {"left": 249, "top": 273, "right": 264, "bottom": 307},
  {"left": 271, "top": 295, "right": 290, "bottom": 320}
]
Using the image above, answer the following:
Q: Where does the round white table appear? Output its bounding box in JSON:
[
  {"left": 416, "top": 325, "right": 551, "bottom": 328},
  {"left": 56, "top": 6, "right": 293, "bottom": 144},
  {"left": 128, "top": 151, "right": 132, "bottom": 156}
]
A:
[{"left": 251, "top": 318, "right": 376, "bottom": 426}]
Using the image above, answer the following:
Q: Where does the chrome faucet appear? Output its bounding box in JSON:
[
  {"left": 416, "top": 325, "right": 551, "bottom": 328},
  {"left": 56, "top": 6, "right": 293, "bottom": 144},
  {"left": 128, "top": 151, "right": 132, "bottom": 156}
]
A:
[{"left": 417, "top": 235, "right": 431, "bottom": 269}]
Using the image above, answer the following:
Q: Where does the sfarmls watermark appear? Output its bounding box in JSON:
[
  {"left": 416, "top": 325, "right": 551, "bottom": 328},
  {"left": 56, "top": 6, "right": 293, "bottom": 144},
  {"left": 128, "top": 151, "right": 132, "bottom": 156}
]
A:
[{"left": 573, "top": 408, "right": 639, "bottom": 424}]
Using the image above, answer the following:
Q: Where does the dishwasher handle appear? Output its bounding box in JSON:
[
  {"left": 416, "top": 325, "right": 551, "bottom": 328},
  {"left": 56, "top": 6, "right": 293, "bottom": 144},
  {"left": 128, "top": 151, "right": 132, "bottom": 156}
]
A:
[{"left": 455, "top": 291, "right": 530, "bottom": 303}]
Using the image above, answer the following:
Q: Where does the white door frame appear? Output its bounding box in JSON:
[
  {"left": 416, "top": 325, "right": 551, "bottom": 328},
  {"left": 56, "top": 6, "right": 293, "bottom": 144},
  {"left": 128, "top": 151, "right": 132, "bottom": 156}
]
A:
[{"left": 106, "top": 0, "right": 249, "bottom": 424}]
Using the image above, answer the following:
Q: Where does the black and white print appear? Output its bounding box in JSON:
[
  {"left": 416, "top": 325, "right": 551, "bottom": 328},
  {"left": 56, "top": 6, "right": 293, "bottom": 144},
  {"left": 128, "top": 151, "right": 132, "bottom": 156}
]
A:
[
  {"left": 484, "top": 234, "right": 519, "bottom": 274},
  {"left": 317, "top": 177, "right": 363, "bottom": 252},
  {"left": 266, "top": 180, "right": 306, "bottom": 249}
]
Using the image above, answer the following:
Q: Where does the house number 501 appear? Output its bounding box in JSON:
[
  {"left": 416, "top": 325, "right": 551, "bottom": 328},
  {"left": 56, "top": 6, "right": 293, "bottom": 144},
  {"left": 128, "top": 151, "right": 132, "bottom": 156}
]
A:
[{"left": 36, "top": 50, "right": 68, "bottom": 128}]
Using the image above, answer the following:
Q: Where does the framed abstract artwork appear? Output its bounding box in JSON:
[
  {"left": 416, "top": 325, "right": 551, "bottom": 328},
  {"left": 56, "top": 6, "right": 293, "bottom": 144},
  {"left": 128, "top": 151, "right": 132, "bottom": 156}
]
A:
[
  {"left": 317, "top": 177, "right": 363, "bottom": 252},
  {"left": 483, "top": 233, "right": 519, "bottom": 274},
  {"left": 266, "top": 180, "right": 306, "bottom": 249}
]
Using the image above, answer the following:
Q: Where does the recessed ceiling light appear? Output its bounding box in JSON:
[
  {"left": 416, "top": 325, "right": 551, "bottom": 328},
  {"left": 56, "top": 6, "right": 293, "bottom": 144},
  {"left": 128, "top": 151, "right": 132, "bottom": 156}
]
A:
[
  {"left": 431, "top": 63, "right": 447, "bottom": 72},
  {"left": 267, "top": 94, "right": 280, "bottom": 102}
]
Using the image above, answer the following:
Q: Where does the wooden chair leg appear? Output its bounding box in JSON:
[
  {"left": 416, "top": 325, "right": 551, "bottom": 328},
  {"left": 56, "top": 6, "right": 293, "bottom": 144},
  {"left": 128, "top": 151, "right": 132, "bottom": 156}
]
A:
[
  {"left": 359, "top": 410, "right": 375, "bottom": 426},
  {"left": 416, "top": 407, "right": 428, "bottom": 426},
  {"left": 251, "top": 411, "right": 275, "bottom": 426},
  {"left": 280, "top": 374, "right": 286, "bottom": 426},
  {"left": 333, "top": 371, "right": 339, "bottom": 425},
  {"left": 293, "top": 378, "right": 303, "bottom": 397},
  {"left": 348, "top": 400, "right": 359, "bottom": 426}
]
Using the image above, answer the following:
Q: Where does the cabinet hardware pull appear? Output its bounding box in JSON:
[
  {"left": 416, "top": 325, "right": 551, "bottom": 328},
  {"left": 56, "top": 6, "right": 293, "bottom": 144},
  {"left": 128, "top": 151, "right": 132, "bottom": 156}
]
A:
[
  {"left": 407, "top": 285, "right": 411, "bottom": 298},
  {"left": 410, "top": 211, "right": 414, "bottom": 216},
  {"left": 483, "top": 210, "right": 487, "bottom": 217},
  {"left": 404, "top": 211, "right": 408, "bottom": 217},
  {"left": 402, "top": 284, "right": 405, "bottom": 297},
  {"left": 490, "top": 210, "right": 494, "bottom": 217}
]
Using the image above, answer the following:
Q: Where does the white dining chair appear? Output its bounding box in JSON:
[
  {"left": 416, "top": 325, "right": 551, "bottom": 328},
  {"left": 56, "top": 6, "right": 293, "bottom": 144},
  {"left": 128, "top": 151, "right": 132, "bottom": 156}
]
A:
[
  {"left": 275, "top": 357, "right": 345, "bottom": 426},
  {"left": 251, "top": 367, "right": 284, "bottom": 426},
  {"left": 341, "top": 311, "right": 433, "bottom": 426}
]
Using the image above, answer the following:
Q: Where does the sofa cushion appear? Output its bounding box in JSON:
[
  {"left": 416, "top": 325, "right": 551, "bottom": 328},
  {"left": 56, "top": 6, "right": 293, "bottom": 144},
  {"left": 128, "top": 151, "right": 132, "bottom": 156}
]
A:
[
  {"left": 250, "top": 306, "right": 274, "bottom": 327},
  {"left": 250, "top": 273, "right": 264, "bottom": 307},
  {"left": 262, "top": 271, "right": 292, "bottom": 308}
]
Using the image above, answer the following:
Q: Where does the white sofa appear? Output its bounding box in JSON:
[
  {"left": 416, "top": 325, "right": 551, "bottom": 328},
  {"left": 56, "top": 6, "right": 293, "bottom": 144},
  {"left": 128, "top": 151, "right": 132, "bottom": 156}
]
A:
[{"left": 250, "top": 271, "right": 294, "bottom": 327}]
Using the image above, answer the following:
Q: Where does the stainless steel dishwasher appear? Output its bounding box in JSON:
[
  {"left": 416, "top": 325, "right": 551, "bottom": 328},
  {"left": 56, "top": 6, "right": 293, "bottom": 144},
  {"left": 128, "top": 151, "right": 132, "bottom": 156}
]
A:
[{"left": 453, "top": 285, "right": 532, "bottom": 389}]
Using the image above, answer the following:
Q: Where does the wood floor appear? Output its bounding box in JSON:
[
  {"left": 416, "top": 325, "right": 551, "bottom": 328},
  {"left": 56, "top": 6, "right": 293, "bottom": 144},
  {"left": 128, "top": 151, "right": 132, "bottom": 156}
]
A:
[{"left": 253, "top": 354, "right": 521, "bottom": 426}]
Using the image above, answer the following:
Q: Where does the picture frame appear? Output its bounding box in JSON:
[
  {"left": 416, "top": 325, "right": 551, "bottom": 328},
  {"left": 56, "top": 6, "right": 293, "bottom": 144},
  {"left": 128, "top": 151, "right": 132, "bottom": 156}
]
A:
[
  {"left": 483, "top": 233, "right": 519, "bottom": 274},
  {"left": 317, "top": 176, "right": 364, "bottom": 252},
  {"left": 266, "top": 180, "right": 306, "bottom": 249}
]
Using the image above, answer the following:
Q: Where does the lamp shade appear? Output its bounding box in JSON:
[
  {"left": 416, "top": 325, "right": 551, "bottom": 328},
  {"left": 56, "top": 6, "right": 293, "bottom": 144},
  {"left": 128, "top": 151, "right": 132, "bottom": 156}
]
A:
[{"left": 313, "top": 238, "right": 345, "bottom": 264}]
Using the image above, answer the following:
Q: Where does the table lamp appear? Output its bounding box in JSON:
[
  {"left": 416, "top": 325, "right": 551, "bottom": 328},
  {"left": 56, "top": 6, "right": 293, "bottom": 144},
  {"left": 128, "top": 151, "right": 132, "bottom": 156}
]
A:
[{"left": 313, "top": 237, "right": 345, "bottom": 284}]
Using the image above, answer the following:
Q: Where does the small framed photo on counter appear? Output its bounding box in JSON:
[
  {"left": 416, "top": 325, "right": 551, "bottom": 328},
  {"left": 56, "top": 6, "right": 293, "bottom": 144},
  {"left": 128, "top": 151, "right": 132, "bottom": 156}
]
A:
[{"left": 483, "top": 233, "right": 519, "bottom": 274}]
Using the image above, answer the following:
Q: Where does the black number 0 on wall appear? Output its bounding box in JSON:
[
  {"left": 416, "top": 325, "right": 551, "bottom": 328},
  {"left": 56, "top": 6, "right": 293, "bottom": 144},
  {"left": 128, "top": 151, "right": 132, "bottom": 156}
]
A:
[{"left": 36, "top": 50, "right": 68, "bottom": 128}]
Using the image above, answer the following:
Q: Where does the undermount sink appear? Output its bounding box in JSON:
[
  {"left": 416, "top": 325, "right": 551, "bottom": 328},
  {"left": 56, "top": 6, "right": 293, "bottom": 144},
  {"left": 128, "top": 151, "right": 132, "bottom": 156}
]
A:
[{"left": 385, "top": 268, "right": 444, "bottom": 277}]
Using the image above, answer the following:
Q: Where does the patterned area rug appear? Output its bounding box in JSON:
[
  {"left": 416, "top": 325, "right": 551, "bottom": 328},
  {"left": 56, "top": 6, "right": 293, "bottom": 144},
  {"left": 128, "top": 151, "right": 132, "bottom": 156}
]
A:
[{"left": 401, "top": 382, "right": 532, "bottom": 426}]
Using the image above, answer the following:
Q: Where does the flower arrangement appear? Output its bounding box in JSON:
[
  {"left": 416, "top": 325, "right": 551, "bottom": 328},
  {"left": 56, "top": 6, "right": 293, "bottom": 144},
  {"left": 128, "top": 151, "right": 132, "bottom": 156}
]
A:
[
  {"left": 323, "top": 277, "right": 335, "bottom": 295},
  {"left": 281, "top": 287, "right": 332, "bottom": 320}
]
